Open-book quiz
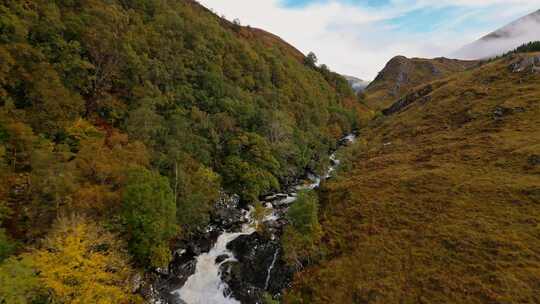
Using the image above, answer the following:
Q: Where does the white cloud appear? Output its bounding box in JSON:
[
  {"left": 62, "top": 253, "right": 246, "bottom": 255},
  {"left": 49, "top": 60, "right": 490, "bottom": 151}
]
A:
[
  {"left": 197, "top": 0, "right": 539, "bottom": 80},
  {"left": 453, "top": 11, "right": 540, "bottom": 59}
]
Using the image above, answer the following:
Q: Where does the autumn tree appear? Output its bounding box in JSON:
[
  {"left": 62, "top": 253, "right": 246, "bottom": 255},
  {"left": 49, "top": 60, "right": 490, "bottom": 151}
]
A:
[
  {"left": 0, "top": 216, "right": 141, "bottom": 304},
  {"left": 32, "top": 215, "right": 142, "bottom": 303},
  {"left": 74, "top": 132, "right": 149, "bottom": 213},
  {"left": 0, "top": 125, "right": 15, "bottom": 262}
]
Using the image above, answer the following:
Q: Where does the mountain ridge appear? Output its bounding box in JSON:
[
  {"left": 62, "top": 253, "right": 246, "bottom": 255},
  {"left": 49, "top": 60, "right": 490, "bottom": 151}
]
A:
[
  {"left": 363, "top": 55, "right": 477, "bottom": 110},
  {"left": 453, "top": 9, "right": 540, "bottom": 59}
]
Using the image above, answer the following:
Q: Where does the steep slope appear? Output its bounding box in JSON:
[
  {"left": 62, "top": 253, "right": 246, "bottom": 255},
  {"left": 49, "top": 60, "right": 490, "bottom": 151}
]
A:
[
  {"left": 0, "top": 0, "right": 364, "bottom": 302},
  {"left": 364, "top": 56, "right": 477, "bottom": 110},
  {"left": 285, "top": 53, "right": 540, "bottom": 303},
  {"left": 454, "top": 9, "right": 540, "bottom": 60}
]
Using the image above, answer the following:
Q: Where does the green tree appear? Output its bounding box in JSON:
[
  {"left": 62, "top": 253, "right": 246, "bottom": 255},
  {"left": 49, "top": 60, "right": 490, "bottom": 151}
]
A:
[
  {"left": 122, "top": 168, "right": 177, "bottom": 268},
  {"left": 0, "top": 256, "right": 46, "bottom": 304},
  {"left": 0, "top": 228, "right": 16, "bottom": 263},
  {"left": 282, "top": 191, "right": 322, "bottom": 266},
  {"left": 223, "top": 132, "right": 280, "bottom": 202},
  {"left": 304, "top": 52, "right": 318, "bottom": 68},
  {"left": 0, "top": 200, "right": 15, "bottom": 262},
  {"left": 175, "top": 156, "right": 221, "bottom": 235}
]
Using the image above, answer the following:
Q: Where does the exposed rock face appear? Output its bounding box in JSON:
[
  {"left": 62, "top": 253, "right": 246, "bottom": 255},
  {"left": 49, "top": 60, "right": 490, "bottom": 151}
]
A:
[
  {"left": 369, "top": 56, "right": 411, "bottom": 99},
  {"left": 382, "top": 84, "right": 433, "bottom": 116},
  {"left": 364, "top": 56, "right": 477, "bottom": 110},
  {"left": 508, "top": 54, "right": 540, "bottom": 73},
  {"left": 222, "top": 232, "right": 294, "bottom": 303}
]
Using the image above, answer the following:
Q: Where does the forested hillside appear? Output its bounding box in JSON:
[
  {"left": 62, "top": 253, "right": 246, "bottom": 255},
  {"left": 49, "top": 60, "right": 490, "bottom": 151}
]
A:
[
  {"left": 286, "top": 52, "right": 540, "bottom": 303},
  {"left": 0, "top": 0, "right": 363, "bottom": 302}
]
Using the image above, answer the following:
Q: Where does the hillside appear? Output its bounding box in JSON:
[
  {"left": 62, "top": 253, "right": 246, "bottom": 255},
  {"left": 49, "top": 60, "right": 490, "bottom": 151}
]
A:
[
  {"left": 454, "top": 9, "right": 540, "bottom": 60},
  {"left": 0, "top": 0, "right": 364, "bottom": 302},
  {"left": 364, "top": 56, "right": 477, "bottom": 110},
  {"left": 285, "top": 53, "right": 540, "bottom": 303}
]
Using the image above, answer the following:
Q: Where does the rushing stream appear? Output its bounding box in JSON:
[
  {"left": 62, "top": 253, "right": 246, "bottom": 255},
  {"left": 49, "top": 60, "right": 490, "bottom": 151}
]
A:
[
  {"left": 174, "top": 217, "right": 256, "bottom": 304},
  {"left": 159, "top": 134, "right": 356, "bottom": 304}
]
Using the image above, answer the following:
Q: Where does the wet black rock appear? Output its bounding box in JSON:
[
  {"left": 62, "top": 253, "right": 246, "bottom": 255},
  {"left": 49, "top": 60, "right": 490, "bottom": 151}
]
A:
[
  {"left": 221, "top": 232, "right": 294, "bottom": 303},
  {"left": 212, "top": 194, "right": 245, "bottom": 230},
  {"left": 151, "top": 250, "right": 197, "bottom": 300},
  {"left": 216, "top": 254, "right": 230, "bottom": 264},
  {"left": 149, "top": 234, "right": 217, "bottom": 302},
  {"left": 186, "top": 230, "right": 220, "bottom": 256}
]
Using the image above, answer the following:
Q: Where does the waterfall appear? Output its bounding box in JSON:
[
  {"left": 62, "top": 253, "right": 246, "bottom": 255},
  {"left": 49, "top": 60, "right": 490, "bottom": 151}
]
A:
[
  {"left": 173, "top": 211, "right": 255, "bottom": 304},
  {"left": 264, "top": 249, "right": 280, "bottom": 290},
  {"left": 167, "top": 133, "right": 357, "bottom": 304}
]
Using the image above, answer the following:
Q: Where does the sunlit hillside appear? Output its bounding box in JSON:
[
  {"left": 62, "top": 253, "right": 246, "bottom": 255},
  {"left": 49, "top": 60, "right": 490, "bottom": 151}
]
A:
[{"left": 286, "top": 52, "right": 540, "bottom": 304}]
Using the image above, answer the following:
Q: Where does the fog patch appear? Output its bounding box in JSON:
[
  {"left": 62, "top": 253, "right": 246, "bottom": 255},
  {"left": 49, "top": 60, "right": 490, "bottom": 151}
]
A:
[{"left": 453, "top": 10, "right": 540, "bottom": 60}]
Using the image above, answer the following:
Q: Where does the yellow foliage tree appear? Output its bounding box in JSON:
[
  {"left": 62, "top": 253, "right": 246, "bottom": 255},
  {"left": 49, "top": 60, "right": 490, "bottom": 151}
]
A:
[{"left": 32, "top": 215, "right": 142, "bottom": 304}]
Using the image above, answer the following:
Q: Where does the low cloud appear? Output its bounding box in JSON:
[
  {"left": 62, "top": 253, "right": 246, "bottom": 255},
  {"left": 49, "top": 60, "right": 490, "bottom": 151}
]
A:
[
  {"left": 197, "top": 0, "right": 540, "bottom": 80},
  {"left": 453, "top": 11, "right": 540, "bottom": 59}
]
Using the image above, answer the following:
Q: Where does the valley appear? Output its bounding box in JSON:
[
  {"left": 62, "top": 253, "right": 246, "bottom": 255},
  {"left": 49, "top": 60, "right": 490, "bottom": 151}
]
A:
[
  {"left": 286, "top": 52, "right": 540, "bottom": 303},
  {"left": 0, "top": 1, "right": 539, "bottom": 304}
]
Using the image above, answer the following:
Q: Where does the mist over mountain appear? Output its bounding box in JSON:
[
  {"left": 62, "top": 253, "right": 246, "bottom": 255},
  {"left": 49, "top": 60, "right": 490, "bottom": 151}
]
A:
[
  {"left": 343, "top": 75, "right": 370, "bottom": 93},
  {"left": 453, "top": 9, "right": 540, "bottom": 60}
]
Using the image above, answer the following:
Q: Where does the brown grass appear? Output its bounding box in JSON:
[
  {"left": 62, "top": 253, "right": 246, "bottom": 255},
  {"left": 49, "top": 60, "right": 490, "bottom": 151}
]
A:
[
  {"left": 285, "top": 54, "right": 540, "bottom": 304},
  {"left": 365, "top": 56, "right": 478, "bottom": 111}
]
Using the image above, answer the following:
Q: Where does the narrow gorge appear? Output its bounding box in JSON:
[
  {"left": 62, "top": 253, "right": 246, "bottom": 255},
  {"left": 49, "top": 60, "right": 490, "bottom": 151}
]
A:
[{"left": 153, "top": 134, "right": 357, "bottom": 304}]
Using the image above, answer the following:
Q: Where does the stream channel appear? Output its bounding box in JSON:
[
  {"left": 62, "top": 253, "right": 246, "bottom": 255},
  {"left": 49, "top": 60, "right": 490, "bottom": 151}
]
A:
[{"left": 152, "top": 134, "right": 356, "bottom": 304}]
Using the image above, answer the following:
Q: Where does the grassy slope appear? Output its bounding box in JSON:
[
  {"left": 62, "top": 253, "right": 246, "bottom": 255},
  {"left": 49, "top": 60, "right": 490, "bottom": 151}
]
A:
[
  {"left": 364, "top": 56, "right": 478, "bottom": 111},
  {"left": 285, "top": 54, "right": 540, "bottom": 303}
]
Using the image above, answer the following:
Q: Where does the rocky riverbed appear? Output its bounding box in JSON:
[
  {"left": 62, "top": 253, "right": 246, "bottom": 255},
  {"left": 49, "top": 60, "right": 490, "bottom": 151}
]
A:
[{"left": 149, "top": 133, "right": 356, "bottom": 304}]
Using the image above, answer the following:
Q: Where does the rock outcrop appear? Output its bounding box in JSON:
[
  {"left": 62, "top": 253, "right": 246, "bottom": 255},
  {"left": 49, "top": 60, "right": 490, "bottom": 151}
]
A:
[
  {"left": 508, "top": 53, "right": 540, "bottom": 73},
  {"left": 364, "top": 56, "right": 477, "bottom": 110}
]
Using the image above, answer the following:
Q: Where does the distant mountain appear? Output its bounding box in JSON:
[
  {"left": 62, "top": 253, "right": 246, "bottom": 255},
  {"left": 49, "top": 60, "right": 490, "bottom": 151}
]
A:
[
  {"left": 363, "top": 56, "right": 477, "bottom": 110},
  {"left": 343, "top": 75, "right": 370, "bottom": 93},
  {"left": 453, "top": 9, "right": 540, "bottom": 59}
]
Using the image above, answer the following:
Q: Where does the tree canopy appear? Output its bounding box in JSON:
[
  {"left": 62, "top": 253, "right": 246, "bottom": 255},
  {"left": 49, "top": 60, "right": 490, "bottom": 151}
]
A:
[{"left": 0, "top": 0, "right": 362, "bottom": 288}]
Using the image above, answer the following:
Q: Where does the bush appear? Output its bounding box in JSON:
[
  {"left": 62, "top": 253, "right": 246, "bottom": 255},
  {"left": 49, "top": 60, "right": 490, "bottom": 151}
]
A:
[
  {"left": 282, "top": 191, "right": 322, "bottom": 266},
  {"left": 514, "top": 41, "right": 540, "bottom": 53},
  {"left": 0, "top": 256, "right": 46, "bottom": 304}
]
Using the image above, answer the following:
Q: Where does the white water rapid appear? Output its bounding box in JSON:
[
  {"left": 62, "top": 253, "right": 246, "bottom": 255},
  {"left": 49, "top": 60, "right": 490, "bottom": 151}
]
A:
[
  {"left": 174, "top": 210, "right": 256, "bottom": 304},
  {"left": 264, "top": 249, "right": 280, "bottom": 290},
  {"left": 171, "top": 134, "right": 356, "bottom": 304}
]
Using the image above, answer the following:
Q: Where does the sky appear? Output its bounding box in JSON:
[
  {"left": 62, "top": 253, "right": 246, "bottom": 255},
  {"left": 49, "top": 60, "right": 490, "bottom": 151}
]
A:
[{"left": 197, "top": 0, "right": 539, "bottom": 80}]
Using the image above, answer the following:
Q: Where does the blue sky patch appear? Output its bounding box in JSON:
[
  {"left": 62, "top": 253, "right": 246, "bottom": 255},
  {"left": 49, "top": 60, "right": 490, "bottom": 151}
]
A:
[{"left": 281, "top": 0, "right": 390, "bottom": 8}]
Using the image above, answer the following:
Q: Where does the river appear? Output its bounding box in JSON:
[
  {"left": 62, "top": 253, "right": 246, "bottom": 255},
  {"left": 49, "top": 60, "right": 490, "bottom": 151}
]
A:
[{"left": 155, "top": 133, "right": 356, "bottom": 304}]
